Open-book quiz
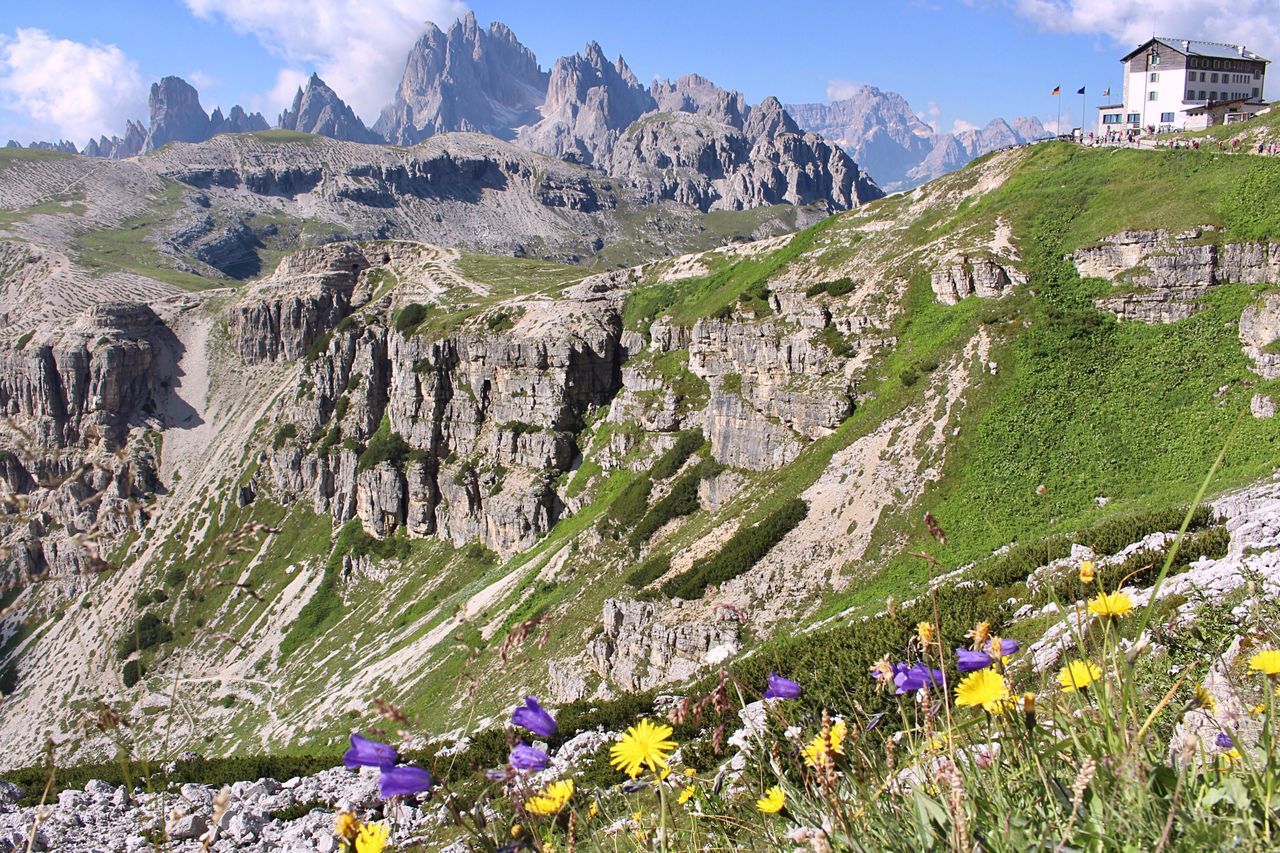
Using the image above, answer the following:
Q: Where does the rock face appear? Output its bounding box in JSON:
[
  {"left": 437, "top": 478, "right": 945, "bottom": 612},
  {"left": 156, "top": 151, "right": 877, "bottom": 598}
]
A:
[
  {"left": 931, "top": 256, "right": 1027, "bottom": 305},
  {"left": 586, "top": 598, "right": 741, "bottom": 692},
  {"left": 132, "top": 76, "right": 267, "bottom": 153},
  {"left": 279, "top": 74, "right": 382, "bottom": 143},
  {"left": 1240, "top": 293, "right": 1280, "bottom": 379},
  {"left": 518, "top": 42, "right": 655, "bottom": 165},
  {"left": 230, "top": 244, "right": 367, "bottom": 363},
  {"left": 374, "top": 12, "right": 548, "bottom": 145},
  {"left": 787, "top": 85, "right": 1045, "bottom": 191},
  {"left": 1072, "top": 229, "right": 1280, "bottom": 322},
  {"left": 606, "top": 98, "right": 881, "bottom": 212},
  {"left": 250, "top": 244, "right": 625, "bottom": 557}
]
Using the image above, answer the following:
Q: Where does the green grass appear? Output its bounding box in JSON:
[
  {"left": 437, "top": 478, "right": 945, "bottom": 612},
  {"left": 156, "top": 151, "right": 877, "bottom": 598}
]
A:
[
  {"left": 0, "top": 148, "right": 74, "bottom": 168},
  {"left": 76, "top": 180, "right": 221, "bottom": 290}
]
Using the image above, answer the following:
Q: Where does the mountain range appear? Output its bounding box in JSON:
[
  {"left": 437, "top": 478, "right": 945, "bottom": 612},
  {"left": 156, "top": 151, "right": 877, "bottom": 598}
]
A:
[
  {"left": 787, "top": 85, "right": 1047, "bottom": 191},
  {"left": 15, "top": 13, "right": 1042, "bottom": 198}
]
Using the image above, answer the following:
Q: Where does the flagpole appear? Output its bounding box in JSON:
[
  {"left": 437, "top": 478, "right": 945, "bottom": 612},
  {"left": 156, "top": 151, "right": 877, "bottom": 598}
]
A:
[
  {"left": 1057, "top": 91, "right": 1062, "bottom": 138},
  {"left": 1081, "top": 88, "right": 1086, "bottom": 136}
]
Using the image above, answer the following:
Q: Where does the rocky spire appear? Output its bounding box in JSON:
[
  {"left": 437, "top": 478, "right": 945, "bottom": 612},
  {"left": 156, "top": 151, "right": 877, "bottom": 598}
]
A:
[
  {"left": 278, "top": 74, "right": 382, "bottom": 143},
  {"left": 373, "top": 12, "right": 548, "bottom": 145},
  {"left": 143, "top": 76, "right": 211, "bottom": 151}
]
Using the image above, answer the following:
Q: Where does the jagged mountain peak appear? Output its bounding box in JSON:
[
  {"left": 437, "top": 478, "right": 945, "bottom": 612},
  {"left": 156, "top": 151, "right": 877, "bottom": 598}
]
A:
[{"left": 279, "top": 73, "right": 381, "bottom": 143}]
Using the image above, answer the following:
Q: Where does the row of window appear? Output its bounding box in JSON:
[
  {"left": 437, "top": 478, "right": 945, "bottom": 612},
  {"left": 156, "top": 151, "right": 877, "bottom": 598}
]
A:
[
  {"left": 1188, "top": 56, "right": 1257, "bottom": 73},
  {"left": 1102, "top": 111, "right": 1175, "bottom": 125},
  {"left": 1184, "top": 89, "right": 1260, "bottom": 101},
  {"left": 1154, "top": 70, "right": 1265, "bottom": 85}
]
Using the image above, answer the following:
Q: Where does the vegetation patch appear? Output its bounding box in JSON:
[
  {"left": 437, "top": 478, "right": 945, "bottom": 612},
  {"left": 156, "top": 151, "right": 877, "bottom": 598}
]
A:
[{"left": 662, "top": 497, "right": 809, "bottom": 599}]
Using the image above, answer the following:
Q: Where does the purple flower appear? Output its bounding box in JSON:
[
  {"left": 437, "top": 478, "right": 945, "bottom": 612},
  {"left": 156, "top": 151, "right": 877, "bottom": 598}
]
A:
[
  {"left": 1217, "top": 732, "right": 1234, "bottom": 750},
  {"left": 509, "top": 742, "right": 551, "bottom": 771},
  {"left": 511, "top": 696, "right": 557, "bottom": 738},
  {"left": 379, "top": 764, "right": 433, "bottom": 798},
  {"left": 893, "top": 663, "right": 945, "bottom": 695},
  {"left": 343, "top": 733, "right": 398, "bottom": 770},
  {"left": 956, "top": 648, "right": 995, "bottom": 672},
  {"left": 763, "top": 671, "right": 803, "bottom": 699},
  {"left": 993, "top": 639, "right": 1019, "bottom": 656}
]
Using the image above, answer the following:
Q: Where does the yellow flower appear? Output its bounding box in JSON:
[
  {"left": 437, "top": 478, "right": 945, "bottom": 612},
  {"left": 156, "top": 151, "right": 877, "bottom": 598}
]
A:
[
  {"left": 1253, "top": 703, "right": 1266, "bottom": 715},
  {"left": 1087, "top": 591, "right": 1133, "bottom": 618},
  {"left": 510, "top": 824, "right": 524, "bottom": 839},
  {"left": 756, "top": 786, "right": 786, "bottom": 814},
  {"left": 1249, "top": 649, "right": 1280, "bottom": 676},
  {"left": 801, "top": 720, "right": 848, "bottom": 767},
  {"left": 354, "top": 822, "right": 388, "bottom": 853},
  {"left": 1193, "top": 685, "right": 1217, "bottom": 712},
  {"left": 916, "top": 621, "right": 936, "bottom": 647},
  {"left": 683, "top": 767, "right": 697, "bottom": 777},
  {"left": 525, "top": 779, "right": 574, "bottom": 816},
  {"left": 588, "top": 801, "right": 599, "bottom": 817},
  {"left": 1079, "top": 560, "right": 1095, "bottom": 585},
  {"left": 1219, "top": 748, "right": 1243, "bottom": 767},
  {"left": 631, "top": 810, "right": 644, "bottom": 823},
  {"left": 1058, "top": 659, "right": 1103, "bottom": 693},
  {"left": 677, "top": 785, "right": 696, "bottom": 804},
  {"left": 610, "top": 719, "right": 677, "bottom": 778},
  {"left": 966, "top": 621, "right": 992, "bottom": 649},
  {"left": 334, "top": 811, "right": 359, "bottom": 842},
  {"left": 954, "top": 668, "right": 1010, "bottom": 713}
]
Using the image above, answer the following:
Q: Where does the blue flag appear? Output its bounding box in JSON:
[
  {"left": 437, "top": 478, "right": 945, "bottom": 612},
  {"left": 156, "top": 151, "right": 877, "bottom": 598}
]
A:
[{"left": 1077, "top": 86, "right": 1086, "bottom": 95}]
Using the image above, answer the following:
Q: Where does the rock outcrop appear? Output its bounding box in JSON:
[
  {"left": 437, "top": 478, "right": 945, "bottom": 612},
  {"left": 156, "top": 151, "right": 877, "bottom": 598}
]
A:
[
  {"left": 250, "top": 244, "right": 625, "bottom": 556},
  {"left": 1240, "top": 292, "right": 1280, "bottom": 379},
  {"left": 1073, "top": 229, "right": 1280, "bottom": 322},
  {"left": 586, "top": 598, "right": 741, "bottom": 692},
  {"left": 134, "top": 76, "right": 267, "bottom": 154},
  {"left": 82, "top": 120, "right": 146, "bottom": 159},
  {"left": 279, "top": 74, "right": 382, "bottom": 143},
  {"left": 931, "top": 256, "right": 1026, "bottom": 304}
]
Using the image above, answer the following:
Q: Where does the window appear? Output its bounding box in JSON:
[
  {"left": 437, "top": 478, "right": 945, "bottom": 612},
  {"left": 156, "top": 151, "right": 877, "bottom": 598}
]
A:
[
  {"left": 1210, "top": 72, "right": 1218, "bottom": 83},
  {"left": 1189, "top": 58, "right": 1199, "bottom": 68},
  {"left": 1148, "top": 91, "right": 1159, "bottom": 101},
  {"left": 1187, "top": 90, "right": 1195, "bottom": 100},
  {"left": 1150, "top": 72, "right": 1159, "bottom": 82},
  {"left": 1103, "top": 113, "right": 1123, "bottom": 125},
  {"left": 1127, "top": 113, "right": 1141, "bottom": 123},
  {"left": 1214, "top": 59, "right": 1221, "bottom": 69},
  {"left": 1200, "top": 72, "right": 1207, "bottom": 82},
  {"left": 1199, "top": 90, "right": 1206, "bottom": 100},
  {"left": 1160, "top": 112, "right": 1175, "bottom": 122},
  {"left": 1210, "top": 91, "right": 1218, "bottom": 100},
  {"left": 1255, "top": 87, "right": 1261, "bottom": 98}
]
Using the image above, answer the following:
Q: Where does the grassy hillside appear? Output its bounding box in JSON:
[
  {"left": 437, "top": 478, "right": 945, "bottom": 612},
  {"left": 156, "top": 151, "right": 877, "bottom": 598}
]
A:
[{"left": 5, "top": 140, "right": 1280, "bottom": 849}]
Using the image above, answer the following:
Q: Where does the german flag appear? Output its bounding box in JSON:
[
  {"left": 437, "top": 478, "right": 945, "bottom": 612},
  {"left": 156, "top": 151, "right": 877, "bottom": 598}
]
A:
[{"left": 1051, "top": 86, "right": 1061, "bottom": 95}]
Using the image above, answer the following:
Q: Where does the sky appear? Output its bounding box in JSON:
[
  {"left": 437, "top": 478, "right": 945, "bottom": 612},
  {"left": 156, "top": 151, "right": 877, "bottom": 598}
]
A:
[{"left": 1, "top": 0, "right": 1278, "bottom": 147}]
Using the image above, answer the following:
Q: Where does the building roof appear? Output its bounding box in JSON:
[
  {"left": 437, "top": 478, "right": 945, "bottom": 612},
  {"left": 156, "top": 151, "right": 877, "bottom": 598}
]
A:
[
  {"left": 1184, "top": 97, "right": 1269, "bottom": 115},
  {"left": 1121, "top": 37, "right": 1269, "bottom": 64},
  {"left": 1096, "top": 104, "right": 1124, "bottom": 111}
]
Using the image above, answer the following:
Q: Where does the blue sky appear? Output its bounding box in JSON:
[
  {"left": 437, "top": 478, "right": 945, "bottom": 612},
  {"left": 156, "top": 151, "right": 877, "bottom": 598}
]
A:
[{"left": 1, "top": 1, "right": 1276, "bottom": 146}]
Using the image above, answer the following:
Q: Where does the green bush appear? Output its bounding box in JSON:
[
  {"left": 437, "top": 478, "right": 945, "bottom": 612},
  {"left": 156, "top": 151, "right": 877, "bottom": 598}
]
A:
[
  {"left": 624, "top": 554, "right": 671, "bottom": 588},
  {"left": 121, "top": 660, "right": 144, "bottom": 688},
  {"left": 650, "top": 430, "right": 704, "bottom": 480},
  {"left": 662, "top": 498, "right": 809, "bottom": 599},
  {"left": 627, "top": 466, "right": 703, "bottom": 550},
  {"left": 804, "top": 277, "right": 855, "bottom": 298},
  {"left": 164, "top": 567, "right": 186, "bottom": 587},
  {"left": 602, "top": 477, "right": 653, "bottom": 537},
  {"left": 271, "top": 423, "right": 297, "bottom": 450},
  {"left": 358, "top": 425, "right": 410, "bottom": 471},
  {"left": 117, "top": 613, "right": 173, "bottom": 658},
  {"left": 899, "top": 368, "right": 920, "bottom": 387},
  {"left": 821, "top": 325, "right": 857, "bottom": 358},
  {"left": 394, "top": 303, "right": 428, "bottom": 335}
]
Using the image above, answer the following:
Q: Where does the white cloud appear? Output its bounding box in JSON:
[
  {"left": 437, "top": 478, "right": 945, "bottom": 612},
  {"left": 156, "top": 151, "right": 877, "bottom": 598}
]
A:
[
  {"left": 826, "top": 78, "right": 868, "bottom": 102},
  {"left": 0, "top": 28, "right": 144, "bottom": 144},
  {"left": 183, "top": 0, "right": 469, "bottom": 121},
  {"left": 187, "top": 69, "right": 221, "bottom": 92},
  {"left": 1011, "top": 0, "right": 1280, "bottom": 95},
  {"left": 257, "top": 68, "right": 309, "bottom": 119},
  {"left": 952, "top": 118, "right": 979, "bottom": 133}
]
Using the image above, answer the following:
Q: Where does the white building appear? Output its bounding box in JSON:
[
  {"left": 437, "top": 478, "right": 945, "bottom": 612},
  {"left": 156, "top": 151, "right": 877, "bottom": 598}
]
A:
[{"left": 1097, "top": 38, "right": 1269, "bottom": 135}]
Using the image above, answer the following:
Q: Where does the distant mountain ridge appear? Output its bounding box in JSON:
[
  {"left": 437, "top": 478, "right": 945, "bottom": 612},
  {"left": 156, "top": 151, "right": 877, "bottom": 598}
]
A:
[{"left": 787, "top": 85, "right": 1047, "bottom": 191}]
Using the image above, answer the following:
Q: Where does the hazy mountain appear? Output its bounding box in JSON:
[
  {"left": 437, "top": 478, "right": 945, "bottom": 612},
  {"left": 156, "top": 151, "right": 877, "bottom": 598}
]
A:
[{"left": 788, "top": 84, "right": 1046, "bottom": 191}]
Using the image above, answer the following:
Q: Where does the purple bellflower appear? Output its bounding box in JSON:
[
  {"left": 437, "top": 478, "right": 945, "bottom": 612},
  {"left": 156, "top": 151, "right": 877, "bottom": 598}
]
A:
[
  {"left": 512, "top": 695, "right": 558, "bottom": 738},
  {"left": 763, "top": 672, "right": 803, "bottom": 699}
]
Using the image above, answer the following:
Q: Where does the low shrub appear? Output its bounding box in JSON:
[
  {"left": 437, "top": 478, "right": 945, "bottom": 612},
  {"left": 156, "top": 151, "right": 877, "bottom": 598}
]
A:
[
  {"left": 624, "top": 554, "right": 671, "bottom": 589},
  {"left": 271, "top": 423, "right": 297, "bottom": 450},
  {"left": 628, "top": 465, "right": 704, "bottom": 550},
  {"left": 117, "top": 613, "right": 173, "bottom": 658},
  {"left": 650, "top": 430, "right": 704, "bottom": 480},
  {"left": 121, "top": 660, "right": 144, "bottom": 688},
  {"left": 393, "top": 303, "right": 428, "bottom": 335},
  {"left": 662, "top": 498, "right": 809, "bottom": 599}
]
